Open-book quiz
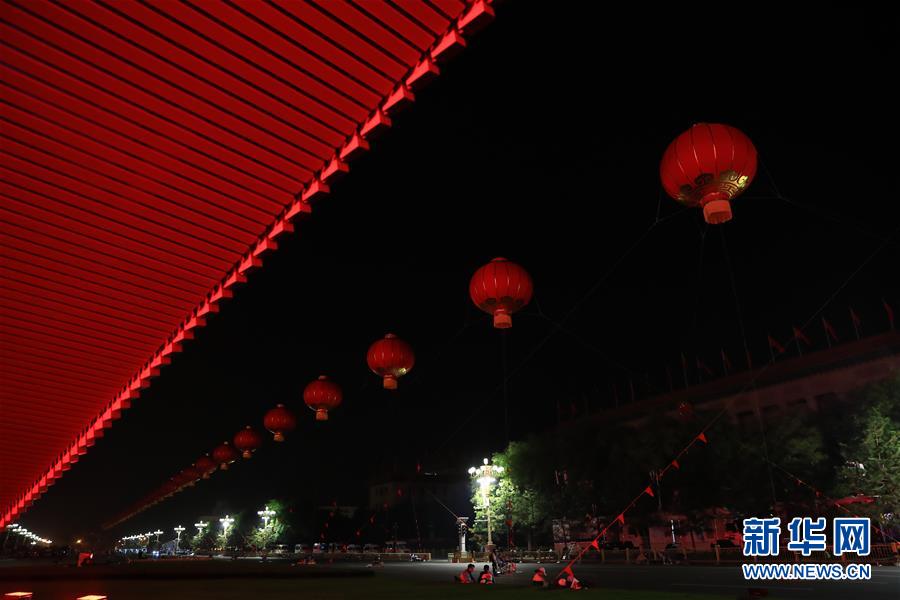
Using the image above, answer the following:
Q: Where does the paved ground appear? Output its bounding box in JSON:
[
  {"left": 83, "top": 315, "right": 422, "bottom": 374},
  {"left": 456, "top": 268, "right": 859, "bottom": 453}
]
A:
[
  {"left": 0, "top": 558, "right": 896, "bottom": 599},
  {"left": 382, "top": 561, "right": 900, "bottom": 599}
]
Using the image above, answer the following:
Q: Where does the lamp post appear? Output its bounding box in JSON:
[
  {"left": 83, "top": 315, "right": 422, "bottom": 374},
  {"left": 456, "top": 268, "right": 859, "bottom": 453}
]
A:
[
  {"left": 468, "top": 457, "right": 504, "bottom": 548},
  {"left": 153, "top": 529, "right": 163, "bottom": 548},
  {"left": 195, "top": 521, "right": 208, "bottom": 535},
  {"left": 174, "top": 526, "right": 185, "bottom": 554},
  {"left": 219, "top": 515, "right": 234, "bottom": 546},
  {"left": 257, "top": 505, "right": 276, "bottom": 529}
]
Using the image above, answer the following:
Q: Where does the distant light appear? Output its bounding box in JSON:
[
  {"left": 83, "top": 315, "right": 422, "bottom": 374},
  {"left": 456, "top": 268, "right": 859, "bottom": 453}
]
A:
[
  {"left": 483, "top": 458, "right": 489, "bottom": 465},
  {"left": 4, "top": 593, "right": 33, "bottom": 599},
  {"left": 76, "top": 539, "right": 82, "bottom": 544}
]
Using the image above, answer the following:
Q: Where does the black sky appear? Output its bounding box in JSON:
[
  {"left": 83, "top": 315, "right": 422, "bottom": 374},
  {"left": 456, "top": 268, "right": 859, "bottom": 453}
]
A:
[{"left": 18, "top": 3, "right": 899, "bottom": 543}]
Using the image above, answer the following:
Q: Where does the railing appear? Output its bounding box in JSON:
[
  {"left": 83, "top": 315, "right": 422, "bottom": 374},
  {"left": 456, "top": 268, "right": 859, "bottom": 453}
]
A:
[{"left": 291, "top": 551, "right": 431, "bottom": 562}]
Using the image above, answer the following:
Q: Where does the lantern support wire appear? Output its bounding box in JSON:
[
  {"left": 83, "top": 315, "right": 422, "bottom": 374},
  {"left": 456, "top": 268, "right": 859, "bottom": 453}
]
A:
[
  {"left": 501, "top": 329, "right": 510, "bottom": 445},
  {"left": 719, "top": 225, "right": 778, "bottom": 506},
  {"left": 755, "top": 158, "right": 898, "bottom": 247},
  {"left": 687, "top": 221, "right": 709, "bottom": 341}
]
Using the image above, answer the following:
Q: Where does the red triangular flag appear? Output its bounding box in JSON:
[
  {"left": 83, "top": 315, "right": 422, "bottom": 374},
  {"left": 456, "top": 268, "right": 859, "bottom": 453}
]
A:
[
  {"left": 767, "top": 334, "right": 786, "bottom": 354},
  {"left": 792, "top": 325, "right": 812, "bottom": 346},
  {"left": 720, "top": 348, "right": 732, "bottom": 374},
  {"left": 616, "top": 513, "right": 625, "bottom": 525},
  {"left": 562, "top": 565, "right": 573, "bottom": 576},
  {"left": 884, "top": 299, "right": 895, "bottom": 330},
  {"left": 696, "top": 432, "right": 708, "bottom": 444},
  {"left": 671, "top": 459, "right": 680, "bottom": 469},
  {"left": 644, "top": 485, "right": 655, "bottom": 497},
  {"left": 590, "top": 539, "right": 599, "bottom": 550}
]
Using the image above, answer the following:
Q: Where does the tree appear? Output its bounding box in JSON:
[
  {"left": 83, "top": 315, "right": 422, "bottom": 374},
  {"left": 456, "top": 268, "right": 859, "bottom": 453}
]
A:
[
  {"left": 217, "top": 515, "right": 240, "bottom": 550},
  {"left": 247, "top": 500, "right": 288, "bottom": 551},
  {"left": 190, "top": 525, "right": 217, "bottom": 553},
  {"left": 831, "top": 374, "right": 900, "bottom": 527},
  {"left": 469, "top": 443, "right": 554, "bottom": 549}
]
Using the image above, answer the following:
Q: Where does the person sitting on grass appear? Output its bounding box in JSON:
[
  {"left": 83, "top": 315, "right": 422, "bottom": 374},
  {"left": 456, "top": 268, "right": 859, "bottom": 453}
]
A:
[
  {"left": 479, "top": 564, "right": 494, "bottom": 584},
  {"left": 456, "top": 563, "right": 476, "bottom": 583},
  {"left": 532, "top": 566, "right": 548, "bottom": 587},
  {"left": 556, "top": 571, "right": 583, "bottom": 590}
]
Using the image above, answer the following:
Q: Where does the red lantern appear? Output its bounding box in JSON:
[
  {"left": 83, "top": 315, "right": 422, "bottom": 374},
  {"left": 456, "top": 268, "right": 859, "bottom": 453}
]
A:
[
  {"left": 304, "top": 376, "right": 343, "bottom": 421},
  {"left": 660, "top": 123, "right": 758, "bottom": 225},
  {"left": 233, "top": 425, "right": 263, "bottom": 459},
  {"left": 469, "top": 257, "right": 533, "bottom": 328},
  {"left": 366, "top": 334, "right": 415, "bottom": 390},
  {"left": 194, "top": 455, "right": 217, "bottom": 478},
  {"left": 211, "top": 442, "right": 238, "bottom": 470},
  {"left": 264, "top": 404, "right": 297, "bottom": 441}
]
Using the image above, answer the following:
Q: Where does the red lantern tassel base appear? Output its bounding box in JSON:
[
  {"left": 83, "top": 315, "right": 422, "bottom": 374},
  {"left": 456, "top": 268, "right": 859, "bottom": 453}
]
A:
[
  {"left": 316, "top": 409, "right": 329, "bottom": 421},
  {"left": 701, "top": 194, "right": 733, "bottom": 225},
  {"left": 273, "top": 432, "right": 285, "bottom": 442},
  {"left": 493, "top": 312, "right": 512, "bottom": 329},
  {"left": 382, "top": 375, "right": 398, "bottom": 390},
  {"left": 242, "top": 450, "right": 252, "bottom": 459},
  {"left": 220, "top": 463, "right": 228, "bottom": 471}
]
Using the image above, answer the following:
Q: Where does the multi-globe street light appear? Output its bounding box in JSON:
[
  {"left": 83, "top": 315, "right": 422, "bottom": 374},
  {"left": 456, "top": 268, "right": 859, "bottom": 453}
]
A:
[
  {"left": 257, "top": 506, "right": 276, "bottom": 530},
  {"left": 174, "top": 525, "right": 185, "bottom": 554},
  {"left": 468, "top": 457, "right": 504, "bottom": 548},
  {"left": 194, "top": 521, "right": 208, "bottom": 535},
  {"left": 219, "top": 515, "right": 234, "bottom": 541}
]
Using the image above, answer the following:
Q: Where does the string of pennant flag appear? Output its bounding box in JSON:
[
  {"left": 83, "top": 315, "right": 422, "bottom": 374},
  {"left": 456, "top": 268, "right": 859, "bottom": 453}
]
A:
[{"left": 557, "top": 429, "right": 711, "bottom": 579}]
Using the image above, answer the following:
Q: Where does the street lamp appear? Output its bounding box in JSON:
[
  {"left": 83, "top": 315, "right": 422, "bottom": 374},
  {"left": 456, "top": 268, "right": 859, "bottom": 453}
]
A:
[
  {"left": 257, "top": 505, "right": 276, "bottom": 530},
  {"left": 219, "top": 515, "right": 234, "bottom": 539},
  {"left": 174, "top": 526, "right": 185, "bottom": 554},
  {"left": 195, "top": 521, "right": 208, "bottom": 535},
  {"left": 153, "top": 529, "right": 163, "bottom": 546},
  {"left": 468, "top": 457, "right": 504, "bottom": 548}
]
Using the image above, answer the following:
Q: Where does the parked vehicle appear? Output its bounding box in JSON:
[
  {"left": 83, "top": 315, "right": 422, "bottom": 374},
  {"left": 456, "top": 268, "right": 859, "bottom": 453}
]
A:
[
  {"left": 362, "top": 543, "right": 381, "bottom": 553},
  {"left": 383, "top": 541, "right": 410, "bottom": 553},
  {"left": 294, "top": 543, "right": 311, "bottom": 554}
]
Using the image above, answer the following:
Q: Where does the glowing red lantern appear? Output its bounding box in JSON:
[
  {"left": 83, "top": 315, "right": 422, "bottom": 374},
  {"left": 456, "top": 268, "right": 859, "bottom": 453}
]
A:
[
  {"left": 234, "top": 426, "right": 263, "bottom": 459},
  {"left": 303, "top": 376, "right": 343, "bottom": 421},
  {"left": 660, "top": 123, "right": 758, "bottom": 224},
  {"left": 470, "top": 257, "right": 533, "bottom": 328},
  {"left": 211, "top": 442, "right": 238, "bottom": 470},
  {"left": 263, "top": 404, "right": 296, "bottom": 441},
  {"left": 194, "top": 455, "right": 217, "bottom": 478},
  {"left": 366, "top": 334, "right": 415, "bottom": 390}
]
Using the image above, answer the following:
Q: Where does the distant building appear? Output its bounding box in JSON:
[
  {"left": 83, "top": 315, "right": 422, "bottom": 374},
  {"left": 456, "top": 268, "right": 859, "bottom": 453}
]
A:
[{"left": 577, "top": 331, "right": 900, "bottom": 431}]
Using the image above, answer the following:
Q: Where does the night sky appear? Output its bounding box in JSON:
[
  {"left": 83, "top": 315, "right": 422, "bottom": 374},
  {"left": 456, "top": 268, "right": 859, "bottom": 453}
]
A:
[{"left": 18, "top": 3, "right": 899, "bottom": 543}]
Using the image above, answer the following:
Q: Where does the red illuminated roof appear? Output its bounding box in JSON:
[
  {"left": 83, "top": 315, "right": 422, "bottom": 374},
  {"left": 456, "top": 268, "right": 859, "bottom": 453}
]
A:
[{"left": 0, "top": 0, "right": 495, "bottom": 527}]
